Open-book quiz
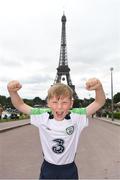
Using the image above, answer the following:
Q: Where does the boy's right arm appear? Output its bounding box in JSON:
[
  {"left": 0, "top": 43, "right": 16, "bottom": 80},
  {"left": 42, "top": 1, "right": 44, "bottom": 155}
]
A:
[{"left": 7, "top": 80, "right": 32, "bottom": 115}]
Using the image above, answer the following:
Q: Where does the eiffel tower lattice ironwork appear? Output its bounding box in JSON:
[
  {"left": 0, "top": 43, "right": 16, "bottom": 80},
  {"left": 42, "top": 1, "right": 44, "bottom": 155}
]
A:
[{"left": 54, "top": 14, "right": 78, "bottom": 99}]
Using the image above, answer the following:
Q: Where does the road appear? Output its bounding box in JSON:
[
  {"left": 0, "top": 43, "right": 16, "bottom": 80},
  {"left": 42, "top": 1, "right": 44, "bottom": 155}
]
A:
[{"left": 0, "top": 118, "right": 120, "bottom": 179}]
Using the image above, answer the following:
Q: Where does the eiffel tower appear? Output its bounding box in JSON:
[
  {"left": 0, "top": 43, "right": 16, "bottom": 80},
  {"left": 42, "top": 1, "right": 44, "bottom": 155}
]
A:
[{"left": 54, "top": 14, "right": 78, "bottom": 99}]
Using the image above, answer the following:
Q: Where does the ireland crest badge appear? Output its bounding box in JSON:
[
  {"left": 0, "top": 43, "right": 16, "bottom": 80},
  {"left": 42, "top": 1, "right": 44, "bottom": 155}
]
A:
[{"left": 66, "top": 126, "right": 74, "bottom": 135}]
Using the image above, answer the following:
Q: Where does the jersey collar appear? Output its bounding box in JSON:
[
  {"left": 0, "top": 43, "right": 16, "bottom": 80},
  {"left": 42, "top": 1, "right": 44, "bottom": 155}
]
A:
[{"left": 48, "top": 112, "right": 71, "bottom": 120}]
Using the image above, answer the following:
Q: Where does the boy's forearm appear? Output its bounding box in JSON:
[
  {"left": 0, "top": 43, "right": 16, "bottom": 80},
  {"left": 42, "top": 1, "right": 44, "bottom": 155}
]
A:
[
  {"left": 87, "top": 85, "right": 106, "bottom": 116},
  {"left": 95, "top": 85, "right": 106, "bottom": 106},
  {"left": 9, "top": 91, "right": 31, "bottom": 115}
]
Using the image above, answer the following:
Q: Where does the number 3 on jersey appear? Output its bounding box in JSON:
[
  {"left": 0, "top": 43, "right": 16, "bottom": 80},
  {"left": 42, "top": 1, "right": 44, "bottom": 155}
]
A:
[{"left": 52, "top": 139, "right": 65, "bottom": 154}]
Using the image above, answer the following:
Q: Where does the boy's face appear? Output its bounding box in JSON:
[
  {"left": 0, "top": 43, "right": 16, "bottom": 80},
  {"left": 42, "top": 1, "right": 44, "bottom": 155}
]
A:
[{"left": 47, "top": 96, "right": 73, "bottom": 121}]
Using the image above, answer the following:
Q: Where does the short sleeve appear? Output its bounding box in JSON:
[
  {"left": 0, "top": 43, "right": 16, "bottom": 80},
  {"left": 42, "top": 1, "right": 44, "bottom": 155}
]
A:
[
  {"left": 71, "top": 108, "right": 88, "bottom": 130},
  {"left": 30, "top": 108, "right": 50, "bottom": 127},
  {"left": 30, "top": 108, "right": 50, "bottom": 115},
  {"left": 70, "top": 108, "right": 87, "bottom": 115}
]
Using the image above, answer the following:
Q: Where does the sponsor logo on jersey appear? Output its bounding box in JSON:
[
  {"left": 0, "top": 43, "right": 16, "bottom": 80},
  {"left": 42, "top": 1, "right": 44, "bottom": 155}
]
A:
[
  {"left": 52, "top": 139, "right": 65, "bottom": 154},
  {"left": 66, "top": 126, "right": 74, "bottom": 135}
]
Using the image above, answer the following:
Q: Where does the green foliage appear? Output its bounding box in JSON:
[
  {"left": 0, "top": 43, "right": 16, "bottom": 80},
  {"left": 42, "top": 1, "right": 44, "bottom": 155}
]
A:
[
  {"left": 0, "top": 92, "right": 120, "bottom": 111},
  {"left": 23, "top": 98, "right": 33, "bottom": 106},
  {"left": 0, "top": 95, "right": 8, "bottom": 107},
  {"left": 108, "top": 112, "right": 120, "bottom": 119},
  {"left": 73, "top": 99, "right": 83, "bottom": 108},
  {"left": 113, "top": 112, "right": 120, "bottom": 119},
  {"left": 33, "top": 97, "right": 42, "bottom": 105},
  {"left": 114, "top": 92, "right": 120, "bottom": 103}
]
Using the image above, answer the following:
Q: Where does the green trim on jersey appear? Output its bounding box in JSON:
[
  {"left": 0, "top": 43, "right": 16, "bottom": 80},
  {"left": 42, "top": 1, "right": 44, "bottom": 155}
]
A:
[
  {"left": 70, "top": 108, "right": 86, "bottom": 115},
  {"left": 31, "top": 107, "right": 86, "bottom": 115},
  {"left": 31, "top": 108, "right": 51, "bottom": 115}
]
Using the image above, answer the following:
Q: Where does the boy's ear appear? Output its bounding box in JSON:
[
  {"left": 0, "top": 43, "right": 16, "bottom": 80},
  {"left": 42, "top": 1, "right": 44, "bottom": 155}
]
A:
[
  {"left": 71, "top": 99, "right": 74, "bottom": 108},
  {"left": 47, "top": 99, "right": 50, "bottom": 108}
]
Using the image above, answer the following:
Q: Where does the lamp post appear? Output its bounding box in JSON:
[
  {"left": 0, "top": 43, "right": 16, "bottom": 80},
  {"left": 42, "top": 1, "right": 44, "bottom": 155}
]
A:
[{"left": 110, "top": 67, "right": 114, "bottom": 121}]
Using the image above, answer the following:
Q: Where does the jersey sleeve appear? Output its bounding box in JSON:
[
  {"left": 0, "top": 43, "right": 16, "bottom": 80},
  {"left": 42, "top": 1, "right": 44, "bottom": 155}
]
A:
[
  {"left": 70, "top": 108, "right": 87, "bottom": 115},
  {"left": 30, "top": 108, "right": 50, "bottom": 127},
  {"left": 71, "top": 108, "right": 88, "bottom": 129},
  {"left": 30, "top": 108, "right": 51, "bottom": 115}
]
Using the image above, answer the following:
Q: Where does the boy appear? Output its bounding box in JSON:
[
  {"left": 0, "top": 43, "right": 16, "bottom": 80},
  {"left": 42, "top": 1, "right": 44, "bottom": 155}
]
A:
[{"left": 7, "top": 78, "right": 105, "bottom": 179}]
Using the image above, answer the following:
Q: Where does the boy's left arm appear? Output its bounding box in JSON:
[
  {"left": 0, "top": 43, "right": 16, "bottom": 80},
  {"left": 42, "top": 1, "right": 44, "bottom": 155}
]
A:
[{"left": 86, "top": 78, "right": 106, "bottom": 116}]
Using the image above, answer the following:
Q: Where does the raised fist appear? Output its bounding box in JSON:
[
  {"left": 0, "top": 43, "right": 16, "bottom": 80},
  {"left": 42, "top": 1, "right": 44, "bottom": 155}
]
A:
[
  {"left": 7, "top": 80, "right": 22, "bottom": 92},
  {"left": 85, "top": 78, "right": 102, "bottom": 91}
]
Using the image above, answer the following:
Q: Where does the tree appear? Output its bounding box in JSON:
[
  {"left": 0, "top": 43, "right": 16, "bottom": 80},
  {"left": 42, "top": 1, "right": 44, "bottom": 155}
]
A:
[
  {"left": 0, "top": 95, "right": 8, "bottom": 107},
  {"left": 73, "top": 99, "right": 84, "bottom": 108},
  {"left": 23, "top": 99, "right": 33, "bottom": 106},
  {"left": 33, "top": 97, "right": 42, "bottom": 106},
  {"left": 114, "top": 93, "right": 120, "bottom": 103}
]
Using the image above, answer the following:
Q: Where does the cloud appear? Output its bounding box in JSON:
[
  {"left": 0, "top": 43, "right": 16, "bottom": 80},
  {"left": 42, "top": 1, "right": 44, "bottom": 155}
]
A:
[
  {"left": 0, "top": 0, "right": 120, "bottom": 99},
  {"left": 21, "top": 74, "right": 53, "bottom": 84}
]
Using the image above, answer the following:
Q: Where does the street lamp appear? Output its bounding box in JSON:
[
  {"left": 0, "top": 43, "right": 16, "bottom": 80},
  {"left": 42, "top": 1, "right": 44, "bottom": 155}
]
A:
[{"left": 110, "top": 67, "right": 114, "bottom": 121}]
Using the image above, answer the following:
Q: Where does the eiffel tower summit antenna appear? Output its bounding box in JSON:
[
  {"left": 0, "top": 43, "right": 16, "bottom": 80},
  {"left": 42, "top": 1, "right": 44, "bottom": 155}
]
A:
[{"left": 54, "top": 13, "right": 78, "bottom": 99}]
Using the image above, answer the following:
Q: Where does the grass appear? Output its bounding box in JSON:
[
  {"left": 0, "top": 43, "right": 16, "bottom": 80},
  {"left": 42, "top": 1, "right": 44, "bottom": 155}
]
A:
[{"left": 0, "top": 117, "right": 29, "bottom": 123}]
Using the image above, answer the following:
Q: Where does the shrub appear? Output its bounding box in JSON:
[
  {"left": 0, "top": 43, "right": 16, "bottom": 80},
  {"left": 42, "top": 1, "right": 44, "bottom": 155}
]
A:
[{"left": 109, "top": 112, "right": 120, "bottom": 119}]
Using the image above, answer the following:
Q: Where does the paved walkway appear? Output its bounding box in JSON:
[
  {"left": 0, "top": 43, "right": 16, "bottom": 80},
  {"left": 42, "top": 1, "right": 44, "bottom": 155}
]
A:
[
  {"left": 96, "top": 117, "right": 120, "bottom": 126},
  {"left": 0, "top": 119, "right": 30, "bottom": 132},
  {"left": 0, "top": 118, "right": 120, "bottom": 179}
]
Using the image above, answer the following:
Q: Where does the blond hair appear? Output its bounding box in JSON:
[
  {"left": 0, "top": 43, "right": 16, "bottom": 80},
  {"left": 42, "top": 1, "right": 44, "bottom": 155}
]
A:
[{"left": 47, "top": 83, "right": 73, "bottom": 100}]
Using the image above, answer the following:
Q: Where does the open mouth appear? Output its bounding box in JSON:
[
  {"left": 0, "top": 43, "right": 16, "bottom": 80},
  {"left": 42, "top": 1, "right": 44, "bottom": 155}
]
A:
[{"left": 55, "top": 111, "right": 64, "bottom": 119}]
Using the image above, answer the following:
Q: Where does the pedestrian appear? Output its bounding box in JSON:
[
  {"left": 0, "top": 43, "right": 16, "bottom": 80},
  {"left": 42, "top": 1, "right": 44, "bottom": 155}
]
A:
[
  {"left": 0, "top": 104, "right": 3, "bottom": 119},
  {"left": 7, "top": 78, "right": 105, "bottom": 179}
]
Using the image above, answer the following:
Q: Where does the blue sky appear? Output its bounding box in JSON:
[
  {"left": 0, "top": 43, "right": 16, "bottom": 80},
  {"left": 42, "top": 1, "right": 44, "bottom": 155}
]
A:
[{"left": 0, "top": 0, "right": 120, "bottom": 99}]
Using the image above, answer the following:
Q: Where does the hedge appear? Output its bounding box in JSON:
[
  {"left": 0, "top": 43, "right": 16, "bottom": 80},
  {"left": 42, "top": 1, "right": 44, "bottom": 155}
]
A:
[{"left": 109, "top": 112, "right": 120, "bottom": 119}]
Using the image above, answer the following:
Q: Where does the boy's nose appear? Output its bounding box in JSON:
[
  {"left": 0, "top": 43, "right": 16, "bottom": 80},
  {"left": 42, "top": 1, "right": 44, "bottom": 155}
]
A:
[{"left": 57, "top": 102, "right": 62, "bottom": 109}]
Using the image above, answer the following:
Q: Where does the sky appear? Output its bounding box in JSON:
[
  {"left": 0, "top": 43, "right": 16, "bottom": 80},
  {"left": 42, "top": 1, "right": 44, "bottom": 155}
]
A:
[{"left": 0, "top": 0, "right": 120, "bottom": 100}]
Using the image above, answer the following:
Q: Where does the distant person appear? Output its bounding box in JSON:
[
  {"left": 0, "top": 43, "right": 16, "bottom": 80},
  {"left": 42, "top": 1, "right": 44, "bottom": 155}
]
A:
[
  {"left": 0, "top": 104, "right": 3, "bottom": 119},
  {"left": 7, "top": 78, "right": 105, "bottom": 179},
  {"left": 3, "top": 114, "right": 8, "bottom": 119}
]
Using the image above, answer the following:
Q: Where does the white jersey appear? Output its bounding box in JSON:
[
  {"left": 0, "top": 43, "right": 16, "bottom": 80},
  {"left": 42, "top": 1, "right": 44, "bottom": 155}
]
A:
[{"left": 30, "top": 108, "right": 88, "bottom": 165}]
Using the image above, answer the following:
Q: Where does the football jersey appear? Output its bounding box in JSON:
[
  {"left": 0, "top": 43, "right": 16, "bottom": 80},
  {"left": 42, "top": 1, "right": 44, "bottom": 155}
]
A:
[{"left": 30, "top": 108, "right": 88, "bottom": 165}]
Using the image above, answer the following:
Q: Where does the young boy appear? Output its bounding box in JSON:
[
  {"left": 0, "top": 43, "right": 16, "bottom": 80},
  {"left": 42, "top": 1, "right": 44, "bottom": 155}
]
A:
[{"left": 7, "top": 78, "right": 105, "bottom": 179}]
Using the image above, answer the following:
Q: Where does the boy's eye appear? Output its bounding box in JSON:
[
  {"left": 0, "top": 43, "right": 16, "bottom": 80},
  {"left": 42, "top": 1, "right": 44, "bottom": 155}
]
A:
[
  {"left": 52, "top": 101, "right": 57, "bottom": 104},
  {"left": 63, "top": 102, "right": 68, "bottom": 104}
]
